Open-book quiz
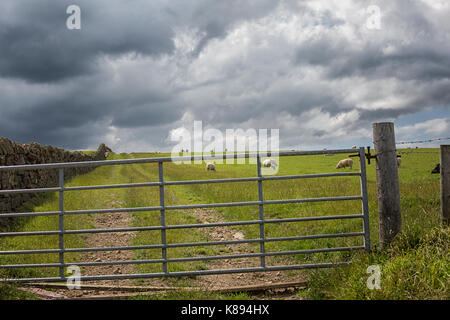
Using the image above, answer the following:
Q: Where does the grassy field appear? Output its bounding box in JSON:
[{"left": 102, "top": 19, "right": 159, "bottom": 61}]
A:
[{"left": 0, "top": 148, "right": 448, "bottom": 299}]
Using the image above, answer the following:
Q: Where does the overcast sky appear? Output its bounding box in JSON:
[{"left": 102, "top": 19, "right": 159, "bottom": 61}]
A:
[{"left": 0, "top": 0, "right": 449, "bottom": 152}]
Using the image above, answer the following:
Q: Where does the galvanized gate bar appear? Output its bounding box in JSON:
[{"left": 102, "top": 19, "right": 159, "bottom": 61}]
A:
[
  {"left": 0, "top": 148, "right": 370, "bottom": 283},
  {"left": 0, "top": 246, "right": 365, "bottom": 269},
  {"left": 0, "top": 232, "right": 365, "bottom": 256},
  {"left": 1, "top": 261, "right": 354, "bottom": 283},
  {"left": 0, "top": 172, "right": 361, "bottom": 195},
  {"left": 0, "top": 214, "right": 365, "bottom": 237},
  {"left": 256, "top": 155, "right": 266, "bottom": 268},
  {"left": 158, "top": 162, "right": 168, "bottom": 274},
  {"left": 1, "top": 174, "right": 361, "bottom": 195},
  {"left": 0, "top": 195, "right": 362, "bottom": 219},
  {"left": 0, "top": 149, "right": 360, "bottom": 172},
  {"left": 0, "top": 187, "right": 62, "bottom": 195},
  {"left": 358, "top": 147, "right": 371, "bottom": 252},
  {"left": 58, "top": 169, "right": 65, "bottom": 279}
]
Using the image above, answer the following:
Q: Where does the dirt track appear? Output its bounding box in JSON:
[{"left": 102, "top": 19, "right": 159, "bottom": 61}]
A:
[
  {"left": 23, "top": 195, "right": 305, "bottom": 299},
  {"left": 187, "top": 208, "right": 305, "bottom": 293}
]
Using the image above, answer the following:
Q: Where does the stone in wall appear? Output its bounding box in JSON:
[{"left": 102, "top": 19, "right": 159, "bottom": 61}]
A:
[{"left": 0, "top": 138, "right": 112, "bottom": 229}]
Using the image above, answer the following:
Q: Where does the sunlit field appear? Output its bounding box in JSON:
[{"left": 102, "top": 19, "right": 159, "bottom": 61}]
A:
[{"left": 1, "top": 148, "right": 447, "bottom": 299}]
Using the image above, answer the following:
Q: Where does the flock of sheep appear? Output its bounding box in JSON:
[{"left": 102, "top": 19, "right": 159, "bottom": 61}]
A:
[
  {"left": 205, "top": 148, "right": 440, "bottom": 175},
  {"left": 205, "top": 144, "right": 445, "bottom": 172},
  {"left": 205, "top": 157, "right": 359, "bottom": 172},
  {"left": 206, "top": 158, "right": 364, "bottom": 171}
]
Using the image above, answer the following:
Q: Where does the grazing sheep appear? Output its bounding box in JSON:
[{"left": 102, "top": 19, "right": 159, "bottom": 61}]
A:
[
  {"left": 336, "top": 158, "right": 353, "bottom": 170},
  {"left": 206, "top": 162, "right": 216, "bottom": 171},
  {"left": 352, "top": 145, "right": 357, "bottom": 149},
  {"left": 431, "top": 163, "right": 440, "bottom": 174},
  {"left": 397, "top": 156, "right": 402, "bottom": 168},
  {"left": 263, "top": 159, "right": 278, "bottom": 170}
]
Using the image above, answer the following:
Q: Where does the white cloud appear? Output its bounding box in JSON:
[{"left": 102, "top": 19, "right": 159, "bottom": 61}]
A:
[{"left": 397, "top": 118, "right": 450, "bottom": 140}]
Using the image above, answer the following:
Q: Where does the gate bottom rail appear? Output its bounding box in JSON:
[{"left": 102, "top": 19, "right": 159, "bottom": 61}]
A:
[{"left": 0, "top": 261, "right": 351, "bottom": 283}]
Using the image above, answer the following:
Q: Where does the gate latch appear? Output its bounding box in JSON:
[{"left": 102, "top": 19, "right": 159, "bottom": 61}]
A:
[
  {"left": 349, "top": 146, "right": 377, "bottom": 165},
  {"left": 365, "top": 146, "right": 377, "bottom": 165}
]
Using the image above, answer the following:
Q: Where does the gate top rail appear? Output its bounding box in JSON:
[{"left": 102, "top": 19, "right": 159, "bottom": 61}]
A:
[{"left": 0, "top": 148, "right": 358, "bottom": 172}]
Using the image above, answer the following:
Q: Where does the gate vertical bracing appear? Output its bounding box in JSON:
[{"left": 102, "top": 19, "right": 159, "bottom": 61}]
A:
[
  {"left": 256, "top": 155, "right": 266, "bottom": 268},
  {"left": 359, "top": 147, "right": 371, "bottom": 252},
  {"left": 0, "top": 148, "right": 370, "bottom": 283},
  {"left": 58, "top": 169, "right": 65, "bottom": 279}
]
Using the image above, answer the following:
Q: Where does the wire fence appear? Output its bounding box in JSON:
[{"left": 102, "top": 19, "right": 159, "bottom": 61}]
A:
[
  {"left": 396, "top": 137, "right": 450, "bottom": 145},
  {"left": 363, "top": 136, "right": 443, "bottom": 171},
  {"left": 393, "top": 136, "right": 448, "bottom": 156},
  {"left": 397, "top": 150, "right": 440, "bottom": 155}
]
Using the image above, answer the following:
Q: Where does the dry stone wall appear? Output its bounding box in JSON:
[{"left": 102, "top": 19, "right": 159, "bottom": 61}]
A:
[{"left": 0, "top": 138, "right": 112, "bottom": 225}]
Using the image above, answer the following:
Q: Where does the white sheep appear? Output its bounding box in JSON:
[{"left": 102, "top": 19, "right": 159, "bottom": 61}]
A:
[
  {"left": 397, "top": 156, "right": 402, "bottom": 168},
  {"left": 263, "top": 159, "right": 278, "bottom": 170},
  {"left": 206, "top": 162, "right": 216, "bottom": 171},
  {"left": 336, "top": 158, "right": 353, "bottom": 170}
]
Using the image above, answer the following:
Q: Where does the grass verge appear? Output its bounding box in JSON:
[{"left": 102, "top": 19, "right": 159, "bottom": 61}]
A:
[{"left": 299, "top": 226, "right": 449, "bottom": 299}]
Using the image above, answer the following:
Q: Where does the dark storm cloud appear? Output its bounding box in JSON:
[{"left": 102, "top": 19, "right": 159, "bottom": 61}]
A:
[
  {"left": 0, "top": 0, "right": 284, "bottom": 149},
  {"left": 0, "top": 0, "right": 175, "bottom": 83},
  {"left": 111, "top": 101, "right": 185, "bottom": 128},
  {"left": 298, "top": 43, "right": 450, "bottom": 82},
  {"left": 0, "top": 79, "right": 109, "bottom": 148},
  {"left": 0, "top": 0, "right": 449, "bottom": 152},
  {"left": 293, "top": 20, "right": 450, "bottom": 83},
  {"left": 0, "top": 0, "right": 278, "bottom": 83},
  {"left": 0, "top": 68, "right": 185, "bottom": 147},
  {"left": 0, "top": 104, "right": 107, "bottom": 150},
  {"left": 204, "top": 85, "right": 345, "bottom": 125},
  {"left": 182, "top": 0, "right": 278, "bottom": 56}
]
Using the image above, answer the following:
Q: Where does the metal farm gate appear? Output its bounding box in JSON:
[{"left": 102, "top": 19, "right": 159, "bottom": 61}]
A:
[{"left": 0, "top": 148, "right": 370, "bottom": 283}]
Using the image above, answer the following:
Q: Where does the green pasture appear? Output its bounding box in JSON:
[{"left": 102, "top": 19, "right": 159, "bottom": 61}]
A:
[{"left": 1, "top": 148, "right": 447, "bottom": 299}]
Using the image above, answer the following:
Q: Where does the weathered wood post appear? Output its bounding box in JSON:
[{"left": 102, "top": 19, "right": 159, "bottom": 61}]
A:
[
  {"left": 373, "top": 122, "right": 401, "bottom": 248},
  {"left": 440, "top": 145, "right": 450, "bottom": 225}
]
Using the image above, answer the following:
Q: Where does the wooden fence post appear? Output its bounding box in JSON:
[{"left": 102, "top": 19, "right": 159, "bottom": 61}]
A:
[
  {"left": 441, "top": 145, "right": 450, "bottom": 225},
  {"left": 373, "top": 122, "right": 402, "bottom": 248}
]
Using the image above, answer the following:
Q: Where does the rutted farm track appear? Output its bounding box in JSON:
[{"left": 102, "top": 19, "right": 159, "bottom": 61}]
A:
[
  {"left": 22, "top": 156, "right": 306, "bottom": 299},
  {"left": 186, "top": 208, "right": 304, "bottom": 293}
]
